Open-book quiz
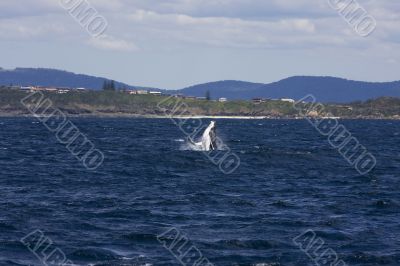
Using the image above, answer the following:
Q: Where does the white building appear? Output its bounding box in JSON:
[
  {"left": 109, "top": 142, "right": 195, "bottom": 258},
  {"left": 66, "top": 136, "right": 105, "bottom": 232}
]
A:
[
  {"left": 280, "top": 98, "right": 295, "bottom": 103},
  {"left": 20, "top": 86, "right": 34, "bottom": 92},
  {"left": 219, "top": 98, "right": 228, "bottom": 102}
]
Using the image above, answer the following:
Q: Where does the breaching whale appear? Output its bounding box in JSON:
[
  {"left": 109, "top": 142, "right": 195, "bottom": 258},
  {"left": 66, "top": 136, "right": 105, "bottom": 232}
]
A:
[{"left": 193, "top": 121, "right": 217, "bottom": 151}]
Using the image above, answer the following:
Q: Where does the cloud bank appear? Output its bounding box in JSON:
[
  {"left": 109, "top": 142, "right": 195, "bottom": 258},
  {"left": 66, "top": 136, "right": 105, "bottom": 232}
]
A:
[
  {"left": 0, "top": 0, "right": 398, "bottom": 51},
  {"left": 0, "top": 0, "right": 399, "bottom": 88}
]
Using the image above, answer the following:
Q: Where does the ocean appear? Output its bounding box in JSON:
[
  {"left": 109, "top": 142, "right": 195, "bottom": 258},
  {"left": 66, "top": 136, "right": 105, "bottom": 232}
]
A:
[{"left": 0, "top": 118, "right": 399, "bottom": 266}]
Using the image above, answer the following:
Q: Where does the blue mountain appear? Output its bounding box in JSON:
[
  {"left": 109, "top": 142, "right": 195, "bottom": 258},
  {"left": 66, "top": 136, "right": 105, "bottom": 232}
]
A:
[
  {"left": 1, "top": 68, "right": 400, "bottom": 103},
  {"left": 0, "top": 68, "right": 151, "bottom": 90},
  {"left": 181, "top": 77, "right": 400, "bottom": 103}
]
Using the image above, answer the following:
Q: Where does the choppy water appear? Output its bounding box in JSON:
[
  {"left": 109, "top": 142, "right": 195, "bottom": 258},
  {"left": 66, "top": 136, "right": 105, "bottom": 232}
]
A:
[{"left": 0, "top": 118, "right": 399, "bottom": 266}]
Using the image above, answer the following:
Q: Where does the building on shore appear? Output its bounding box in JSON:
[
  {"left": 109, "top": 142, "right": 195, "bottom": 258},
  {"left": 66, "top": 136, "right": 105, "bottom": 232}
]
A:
[
  {"left": 252, "top": 98, "right": 265, "bottom": 104},
  {"left": 18, "top": 86, "right": 87, "bottom": 93},
  {"left": 185, "top": 96, "right": 196, "bottom": 99},
  {"left": 125, "top": 90, "right": 162, "bottom": 96},
  {"left": 219, "top": 97, "right": 228, "bottom": 102},
  {"left": 57, "top": 89, "right": 70, "bottom": 94},
  {"left": 34, "top": 86, "right": 58, "bottom": 92},
  {"left": 252, "top": 98, "right": 273, "bottom": 103},
  {"left": 20, "top": 86, "right": 35, "bottom": 92},
  {"left": 280, "top": 98, "right": 295, "bottom": 103}
]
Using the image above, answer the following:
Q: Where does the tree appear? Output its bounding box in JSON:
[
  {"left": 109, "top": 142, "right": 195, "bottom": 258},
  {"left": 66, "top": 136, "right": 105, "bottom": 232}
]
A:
[
  {"left": 110, "top": 80, "right": 115, "bottom": 91},
  {"left": 206, "top": 90, "right": 211, "bottom": 101},
  {"left": 102, "top": 80, "right": 116, "bottom": 91},
  {"left": 102, "top": 80, "right": 108, "bottom": 91}
]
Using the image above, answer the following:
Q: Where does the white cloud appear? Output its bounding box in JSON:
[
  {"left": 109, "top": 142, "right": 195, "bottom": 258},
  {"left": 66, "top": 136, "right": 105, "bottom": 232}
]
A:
[
  {"left": 122, "top": 9, "right": 355, "bottom": 50},
  {"left": 115, "top": 0, "right": 330, "bottom": 19},
  {"left": 0, "top": 15, "right": 67, "bottom": 40},
  {"left": 0, "top": 0, "right": 399, "bottom": 51},
  {"left": 0, "top": 0, "right": 59, "bottom": 18},
  {"left": 86, "top": 34, "right": 138, "bottom": 51},
  {"left": 1, "top": 0, "right": 399, "bottom": 87}
]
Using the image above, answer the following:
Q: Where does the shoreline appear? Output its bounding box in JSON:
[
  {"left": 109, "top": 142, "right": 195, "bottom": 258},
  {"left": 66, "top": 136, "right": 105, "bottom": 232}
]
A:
[
  {"left": 0, "top": 112, "right": 399, "bottom": 120},
  {"left": 1, "top": 90, "right": 400, "bottom": 121}
]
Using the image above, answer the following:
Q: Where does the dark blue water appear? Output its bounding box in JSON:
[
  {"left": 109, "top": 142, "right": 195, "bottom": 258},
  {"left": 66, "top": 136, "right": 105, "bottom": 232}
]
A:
[{"left": 0, "top": 118, "right": 399, "bottom": 266}]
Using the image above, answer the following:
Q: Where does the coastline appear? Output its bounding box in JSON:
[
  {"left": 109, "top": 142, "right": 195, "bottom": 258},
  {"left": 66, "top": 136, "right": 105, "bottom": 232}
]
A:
[
  {"left": 1, "top": 112, "right": 399, "bottom": 120},
  {"left": 1, "top": 90, "right": 400, "bottom": 120},
  {"left": 0, "top": 113, "right": 270, "bottom": 119}
]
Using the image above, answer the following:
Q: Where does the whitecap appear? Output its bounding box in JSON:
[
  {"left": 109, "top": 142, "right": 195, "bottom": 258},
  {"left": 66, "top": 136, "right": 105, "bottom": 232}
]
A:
[
  {"left": 179, "top": 139, "right": 228, "bottom": 151},
  {"left": 179, "top": 141, "right": 203, "bottom": 151}
]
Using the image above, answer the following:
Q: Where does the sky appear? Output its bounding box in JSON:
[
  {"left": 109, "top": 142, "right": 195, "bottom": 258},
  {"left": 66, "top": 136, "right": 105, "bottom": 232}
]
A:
[{"left": 0, "top": 0, "right": 399, "bottom": 89}]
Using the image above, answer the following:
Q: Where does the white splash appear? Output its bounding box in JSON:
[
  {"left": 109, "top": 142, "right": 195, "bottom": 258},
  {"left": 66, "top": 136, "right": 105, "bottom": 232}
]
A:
[{"left": 180, "top": 121, "right": 221, "bottom": 151}]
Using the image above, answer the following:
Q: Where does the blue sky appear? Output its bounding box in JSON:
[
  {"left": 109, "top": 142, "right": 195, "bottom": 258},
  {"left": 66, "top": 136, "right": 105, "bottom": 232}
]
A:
[{"left": 0, "top": 0, "right": 399, "bottom": 89}]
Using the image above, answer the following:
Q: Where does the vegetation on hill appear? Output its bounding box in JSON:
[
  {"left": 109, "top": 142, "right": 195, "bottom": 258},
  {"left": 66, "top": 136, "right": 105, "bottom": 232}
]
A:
[
  {"left": 179, "top": 77, "right": 400, "bottom": 102},
  {"left": 1, "top": 68, "right": 400, "bottom": 102},
  {"left": 0, "top": 89, "right": 399, "bottom": 118},
  {"left": 0, "top": 68, "right": 153, "bottom": 91}
]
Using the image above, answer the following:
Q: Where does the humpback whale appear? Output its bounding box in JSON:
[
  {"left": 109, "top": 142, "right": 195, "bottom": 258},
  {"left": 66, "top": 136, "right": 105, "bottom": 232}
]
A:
[{"left": 193, "top": 121, "right": 217, "bottom": 151}]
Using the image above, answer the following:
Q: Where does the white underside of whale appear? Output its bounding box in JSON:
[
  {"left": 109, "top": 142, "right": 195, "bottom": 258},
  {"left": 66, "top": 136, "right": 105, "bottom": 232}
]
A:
[{"left": 192, "top": 121, "right": 216, "bottom": 151}]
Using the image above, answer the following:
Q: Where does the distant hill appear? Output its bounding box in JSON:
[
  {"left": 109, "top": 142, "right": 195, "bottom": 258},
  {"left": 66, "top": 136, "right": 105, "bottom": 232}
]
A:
[
  {"left": 180, "top": 80, "right": 265, "bottom": 97},
  {"left": 180, "top": 77, "right": 400, "bottom": 103},
  {"left": 1, "top": 68, "right": 400, "bottom": 103},
  {"left": 0, "top": 68, "right": 154, "bottom": 91}
]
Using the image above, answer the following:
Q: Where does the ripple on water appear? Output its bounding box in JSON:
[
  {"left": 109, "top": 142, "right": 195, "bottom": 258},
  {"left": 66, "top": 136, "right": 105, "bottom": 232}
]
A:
[{"left": 0, "top": 118, "right": 399, "bottom": 266}]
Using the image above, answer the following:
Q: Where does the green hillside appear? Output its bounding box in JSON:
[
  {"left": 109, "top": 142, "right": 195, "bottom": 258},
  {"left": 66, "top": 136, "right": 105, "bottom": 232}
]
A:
[{"left": 1, "top": 89, "right": 400, "bottom": 119}]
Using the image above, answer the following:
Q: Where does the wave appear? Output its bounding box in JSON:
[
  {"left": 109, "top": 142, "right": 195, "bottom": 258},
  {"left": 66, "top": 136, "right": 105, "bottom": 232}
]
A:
[
  {"left": 179, "top": 138, "right": 229, "bottom": 151},
  {"left": 122, "top": 232, "right": 158, "bottom": 243},
  {"left": 70, "top": 247, "right": 118, "bottom": 260}
]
